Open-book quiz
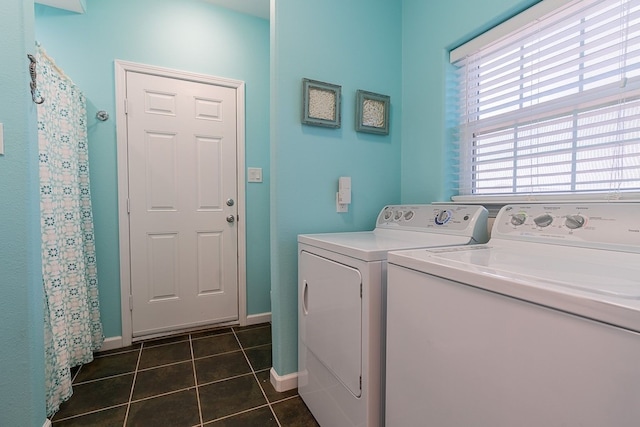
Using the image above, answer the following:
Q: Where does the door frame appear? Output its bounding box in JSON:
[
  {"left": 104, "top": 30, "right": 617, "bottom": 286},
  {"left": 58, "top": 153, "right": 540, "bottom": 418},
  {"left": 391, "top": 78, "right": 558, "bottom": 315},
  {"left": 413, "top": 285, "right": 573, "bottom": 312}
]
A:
[{"left": 115, "top": 60, "right": 247, "bottom": 346}]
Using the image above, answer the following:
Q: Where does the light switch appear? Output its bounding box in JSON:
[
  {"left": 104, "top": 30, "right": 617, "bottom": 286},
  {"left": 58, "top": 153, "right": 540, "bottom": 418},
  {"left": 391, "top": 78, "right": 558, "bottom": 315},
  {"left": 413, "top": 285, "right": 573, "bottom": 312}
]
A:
[
  {"left": 248, "top": 167, "right": 263, "bottom": 183},
  {"left": 0, "top": 123, "right": 4, "bottom": 155}
]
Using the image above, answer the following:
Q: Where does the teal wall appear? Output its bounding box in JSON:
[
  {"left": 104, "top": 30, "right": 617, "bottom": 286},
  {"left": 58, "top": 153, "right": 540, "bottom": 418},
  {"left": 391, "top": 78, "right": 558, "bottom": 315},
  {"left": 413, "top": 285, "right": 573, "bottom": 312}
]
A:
[
  {"left": 0, "top": 1, "right": 46, "bottom": 425},
  {"left": 34, "top": 0, "right": 271, "bottom": 338},
  {"left": 270, "top": 0, "right": 403, "bottom": 375},
  {"left": 401, "top": 0, "right": 540, "bottom": 203},
  {"left": 0, "top": 0, "right": 556, "bottom": 421}
]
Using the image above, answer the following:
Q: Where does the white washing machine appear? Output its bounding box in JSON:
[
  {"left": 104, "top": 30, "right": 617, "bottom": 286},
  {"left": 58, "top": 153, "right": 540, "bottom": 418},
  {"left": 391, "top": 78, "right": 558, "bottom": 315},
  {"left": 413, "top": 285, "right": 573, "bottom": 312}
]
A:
[
  {"left": 386, "top": 203, "right": 640, "bottom": 427},
  {"left": 298, "top": 204, "right": 489, "bottom": 427}
]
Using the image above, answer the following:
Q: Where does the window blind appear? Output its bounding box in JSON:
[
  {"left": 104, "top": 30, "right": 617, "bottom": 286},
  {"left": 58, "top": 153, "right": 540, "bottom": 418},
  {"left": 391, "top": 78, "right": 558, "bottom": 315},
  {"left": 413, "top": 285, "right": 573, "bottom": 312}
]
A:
[{"left": 452, "top": 0, "right": 640, "bottom": 199}]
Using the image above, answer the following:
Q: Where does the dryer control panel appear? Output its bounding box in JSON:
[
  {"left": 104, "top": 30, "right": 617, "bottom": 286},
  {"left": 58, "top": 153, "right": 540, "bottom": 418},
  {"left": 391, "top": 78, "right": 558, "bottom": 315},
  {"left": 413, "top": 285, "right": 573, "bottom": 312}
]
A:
[
  {"left": 376, "top": 204, "right": 489, "bottom": 241},
  {"left": 493, "top": 203, "right": 640, "bottom": 252}
]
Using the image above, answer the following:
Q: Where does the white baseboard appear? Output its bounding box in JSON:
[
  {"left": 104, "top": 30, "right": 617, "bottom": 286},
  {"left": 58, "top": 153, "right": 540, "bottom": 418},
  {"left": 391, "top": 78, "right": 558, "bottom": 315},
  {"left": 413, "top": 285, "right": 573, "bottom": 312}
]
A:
[
  {"left": 270, "top": 367, "right": 298, "bottom": 392},
  {"left": 99, "top": 336, "right": 123, "bottom": 352},
  {"left": 246, "top": 312, "right": 271, "bottom": 326},
  {"left": 43, "top": 418, "right": 52, "bottom": 427}
]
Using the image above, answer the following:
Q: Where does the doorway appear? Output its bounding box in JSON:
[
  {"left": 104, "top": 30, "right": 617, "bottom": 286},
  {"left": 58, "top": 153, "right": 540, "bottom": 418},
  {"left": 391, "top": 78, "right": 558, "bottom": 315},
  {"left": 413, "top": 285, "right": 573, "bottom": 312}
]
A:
[{"left": 115, "top": 61, "right": 247, "bottom": 345}]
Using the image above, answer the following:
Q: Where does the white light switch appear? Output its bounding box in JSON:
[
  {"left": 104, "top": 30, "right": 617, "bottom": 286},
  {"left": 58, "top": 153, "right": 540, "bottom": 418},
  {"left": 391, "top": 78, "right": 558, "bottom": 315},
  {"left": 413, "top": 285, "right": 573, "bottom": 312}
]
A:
[
  {"left": 0, "top": 123, "right": 4, "bottom": 155},
  {"left": 248, "top": 167, "right": 263, "bottom": 183}
]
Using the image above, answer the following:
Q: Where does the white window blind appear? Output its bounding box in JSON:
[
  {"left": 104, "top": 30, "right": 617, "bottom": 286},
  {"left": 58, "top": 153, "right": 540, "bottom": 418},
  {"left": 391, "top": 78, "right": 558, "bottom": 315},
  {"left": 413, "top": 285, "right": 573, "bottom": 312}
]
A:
[{"left": 452, "top": 0, "right": 640, "bottom": 200}]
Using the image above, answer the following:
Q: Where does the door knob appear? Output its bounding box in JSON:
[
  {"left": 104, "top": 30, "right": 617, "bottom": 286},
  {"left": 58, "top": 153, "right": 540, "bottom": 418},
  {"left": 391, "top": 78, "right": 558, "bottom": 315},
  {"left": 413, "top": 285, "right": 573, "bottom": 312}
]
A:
[
  {"left": 226, "top": 215, "right": 235, "bottom": 223},
  {"left": 226, "top": 199, "right": 235, "bottom": 206}
]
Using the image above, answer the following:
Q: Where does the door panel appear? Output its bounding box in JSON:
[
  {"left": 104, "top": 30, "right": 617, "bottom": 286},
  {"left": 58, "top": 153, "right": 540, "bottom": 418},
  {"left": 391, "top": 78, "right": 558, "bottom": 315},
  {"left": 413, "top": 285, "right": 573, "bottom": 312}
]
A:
[
  {"left": 299, "top": 251, "right": 363, "bottom": 397},
  {"left": 126, "top": 71, "right": 238, "bottom": 337}
]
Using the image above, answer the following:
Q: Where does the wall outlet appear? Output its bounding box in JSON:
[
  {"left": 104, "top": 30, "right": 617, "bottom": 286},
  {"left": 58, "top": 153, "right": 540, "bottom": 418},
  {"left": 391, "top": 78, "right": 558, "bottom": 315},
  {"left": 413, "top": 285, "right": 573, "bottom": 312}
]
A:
[{"left": 336, "top": 192, "right": 348, "bottom": 213}]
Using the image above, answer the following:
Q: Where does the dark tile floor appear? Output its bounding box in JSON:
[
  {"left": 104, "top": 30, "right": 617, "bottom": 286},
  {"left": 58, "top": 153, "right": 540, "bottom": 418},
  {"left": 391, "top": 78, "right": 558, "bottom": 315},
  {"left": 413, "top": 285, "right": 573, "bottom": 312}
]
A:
[{"left": 51, "top": 323, "right": 319, "bottom": 427}]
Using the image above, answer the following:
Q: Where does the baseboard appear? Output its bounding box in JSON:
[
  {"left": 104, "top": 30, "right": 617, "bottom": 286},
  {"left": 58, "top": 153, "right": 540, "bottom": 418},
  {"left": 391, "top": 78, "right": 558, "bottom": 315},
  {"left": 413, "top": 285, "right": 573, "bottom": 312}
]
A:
[
  {"left": 246, "top": 312, "right": 271, "bottom": 326},
  {"left": 43, "top": 418, "right": 52, "bottom": 427},
  {"left": 270, "top": 367, "right": 298, "bottom": 392},
  {"left": 99, "top": 336, "right": 123, "bottom": 352}
]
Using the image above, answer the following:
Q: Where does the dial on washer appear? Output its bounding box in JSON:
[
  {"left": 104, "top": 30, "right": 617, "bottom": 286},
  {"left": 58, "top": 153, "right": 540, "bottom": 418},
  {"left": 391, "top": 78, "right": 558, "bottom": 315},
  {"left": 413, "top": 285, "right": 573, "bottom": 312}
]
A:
[
  {"left": 435, "top": 210, "right": 451, "bottom": 225},
  {"left": 565, "top": 214, "right": 586, "bottom": 230},
  {"left": 510, "top": 213, "right": 527, "bottom": 226},
  {"left": 533, "top": 214, "right": 554, "bottom": 228}
]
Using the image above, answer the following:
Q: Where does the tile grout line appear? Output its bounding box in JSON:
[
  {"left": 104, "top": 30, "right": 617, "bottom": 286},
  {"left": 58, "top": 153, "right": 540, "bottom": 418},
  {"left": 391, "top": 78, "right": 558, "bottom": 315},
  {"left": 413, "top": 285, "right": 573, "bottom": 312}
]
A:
[
  {"left": 51, "top": 403, "right": 129, "bottom": 423},
  {"left": 189, "top": 333, "right": 205, "bottom": 427},
  {"left": 205, "top": 403, "right": 273, "bottom": 424},
  {"left": 70, "top": 364, "right": 82, "bottom": 383},
  {"left": 192, "top": 348, "right": 245, "bottom": 363},
  {"left": 122, "top": 341, "right": 144, "bottom": 426},
  {"left": 231, "top": 327, "right": 283, "bottom": 427},
  {"left": 71, "top": 370, "right": 136, "bottom": 386}
]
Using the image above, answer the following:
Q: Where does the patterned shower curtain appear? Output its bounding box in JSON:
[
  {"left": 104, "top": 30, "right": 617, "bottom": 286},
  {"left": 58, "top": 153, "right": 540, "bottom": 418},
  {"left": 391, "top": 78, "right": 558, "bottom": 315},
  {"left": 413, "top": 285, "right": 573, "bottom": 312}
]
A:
[{"left": 36, "top": 45, "right": 104, "bottom": 417}]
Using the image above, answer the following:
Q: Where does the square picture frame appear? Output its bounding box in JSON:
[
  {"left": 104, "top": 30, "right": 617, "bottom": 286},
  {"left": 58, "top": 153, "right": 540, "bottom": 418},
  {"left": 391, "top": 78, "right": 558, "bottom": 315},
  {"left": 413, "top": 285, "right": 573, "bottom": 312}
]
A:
[
  {"left": 355, "top": 90, "right": 390, "bottom": 135},
  {"left": 302, "top": 78, "right": 342, "bottom": 128}
]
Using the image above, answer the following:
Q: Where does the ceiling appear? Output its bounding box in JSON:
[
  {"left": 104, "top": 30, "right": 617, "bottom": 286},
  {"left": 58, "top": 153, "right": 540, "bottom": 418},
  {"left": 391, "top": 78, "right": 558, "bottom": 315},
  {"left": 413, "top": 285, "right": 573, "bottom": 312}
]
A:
[
  {"left": 35, "top": 0, "right": 270, "bottom": 20},
  {"left": 36, "top": 0, "right": 86, "bottom": 13}
]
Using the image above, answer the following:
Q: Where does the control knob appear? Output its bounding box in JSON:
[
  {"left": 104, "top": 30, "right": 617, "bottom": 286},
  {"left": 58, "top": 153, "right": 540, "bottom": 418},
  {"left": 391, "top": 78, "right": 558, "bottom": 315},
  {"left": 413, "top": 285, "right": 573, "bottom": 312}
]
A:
[
  {"left": 533, "top": 213, "right": 554, "bottom": 228},
  {"left": 435, "top": 209, "right": 451, "bottom": 225},
  {"left": 565, "top": 214, "right": 586, "bottom": 230},
  {"left": 510, "top": 213, "right": 527, "bottom": 226}
]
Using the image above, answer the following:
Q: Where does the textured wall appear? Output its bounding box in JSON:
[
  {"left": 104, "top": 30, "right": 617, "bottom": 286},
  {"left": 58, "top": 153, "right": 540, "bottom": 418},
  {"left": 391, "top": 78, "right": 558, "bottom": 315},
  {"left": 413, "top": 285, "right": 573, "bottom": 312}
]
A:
[{"left": 0, "top": 1, "right": 46, "bottom": 425}]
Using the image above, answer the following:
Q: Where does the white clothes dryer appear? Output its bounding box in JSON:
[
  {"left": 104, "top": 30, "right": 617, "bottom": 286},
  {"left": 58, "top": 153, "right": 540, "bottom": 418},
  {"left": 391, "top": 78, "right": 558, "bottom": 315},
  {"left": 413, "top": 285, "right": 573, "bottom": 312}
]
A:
[
  {"left": 386, "top": 203, "right": 640, "bottom": 427},
  {"left": 298, "top": 204, "right": 489, "bottom": 427}
]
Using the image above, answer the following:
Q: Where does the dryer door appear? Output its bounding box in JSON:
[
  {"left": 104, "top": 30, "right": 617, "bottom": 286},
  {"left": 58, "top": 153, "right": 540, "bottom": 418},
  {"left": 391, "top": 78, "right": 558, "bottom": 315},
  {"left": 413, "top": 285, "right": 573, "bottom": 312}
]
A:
[{"left": 300, "top": 251, "right": 363, "bottom": 397}]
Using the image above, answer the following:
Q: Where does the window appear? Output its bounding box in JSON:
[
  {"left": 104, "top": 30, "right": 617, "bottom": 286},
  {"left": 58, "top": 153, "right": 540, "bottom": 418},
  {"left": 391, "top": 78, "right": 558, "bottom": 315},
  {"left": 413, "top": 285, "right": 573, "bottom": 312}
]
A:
[{"left": 452, "top": 0, "right": 640, "bottom": 200}]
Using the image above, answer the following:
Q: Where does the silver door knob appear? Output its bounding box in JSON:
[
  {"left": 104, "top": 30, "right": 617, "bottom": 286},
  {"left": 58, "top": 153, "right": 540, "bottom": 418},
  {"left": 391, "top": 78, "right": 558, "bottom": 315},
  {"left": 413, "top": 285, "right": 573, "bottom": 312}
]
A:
[
  {"left": 226, "top": 215, "right": 235, "bottom": 223},
  {"left": 226, "top": 198, "right": 235, "bottom": 206}
]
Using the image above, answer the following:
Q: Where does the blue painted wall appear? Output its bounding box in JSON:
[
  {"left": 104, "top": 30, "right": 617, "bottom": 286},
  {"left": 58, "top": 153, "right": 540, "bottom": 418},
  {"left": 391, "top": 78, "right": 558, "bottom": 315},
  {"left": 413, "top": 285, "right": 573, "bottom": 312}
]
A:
[
  {"left": 34, "top": 0, "right": 271, "bottom": 338},
  {"left": 0, "top": 0, "right": 555, "bottom": 421},
  {"left": 401, "top": 0, "right": 540, "bottom": 203},
  {"left": 270, "top": 0, "right": 403, "bottom": 375},
  {"left": 0, "top": 1, "right": 46, "bottom": 425},
  {"left": 24, "top": 0, "right": 544, "bottom": 382}
]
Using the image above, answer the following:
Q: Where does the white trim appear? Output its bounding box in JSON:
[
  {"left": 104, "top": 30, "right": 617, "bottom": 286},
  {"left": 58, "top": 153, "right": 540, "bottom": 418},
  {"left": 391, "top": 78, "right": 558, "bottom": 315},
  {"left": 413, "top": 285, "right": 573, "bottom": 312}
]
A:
[
  {"left": 99, "top": 336, "right": 123, "bottom": 352},
  {"left": 450, "top": 0, "right": 578, "bottom": 63},
  {"left": 246, "top": 312, "right": 271, "bottom": 326},
  {"left": 114, "top": 60, "right": 247, "bottom": 346},
  {"left": 451, "top": 192, "right": 640, "bottom": 204},
  {"left": 43, "top": 419, "right": 52, "bottom": 427},
  {"left": 270, "top": 367, "right": 298, "bottom": 392},
  {"left": 236, "top": 81, "right": 247, "bottom": 327}
]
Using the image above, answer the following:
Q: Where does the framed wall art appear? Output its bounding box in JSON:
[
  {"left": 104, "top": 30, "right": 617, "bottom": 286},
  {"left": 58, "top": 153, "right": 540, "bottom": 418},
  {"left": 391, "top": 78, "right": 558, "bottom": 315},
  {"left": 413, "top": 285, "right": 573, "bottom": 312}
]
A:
[
  {"left": 355, "top": 90, "right": 390, "bottom": 135},
  {"left": 302, "top": 78, "right": 341, "bottom": 128}
]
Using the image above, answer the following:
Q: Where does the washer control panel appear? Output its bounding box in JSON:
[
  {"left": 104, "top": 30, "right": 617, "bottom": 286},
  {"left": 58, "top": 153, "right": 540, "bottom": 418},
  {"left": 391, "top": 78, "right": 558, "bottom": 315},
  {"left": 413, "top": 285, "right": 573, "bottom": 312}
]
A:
[
  {"left": 377, "top": 204, "right": 488, "bottom": 238},
  {"left": 494, "top": 203, "right": 640, "bottom": 251}
]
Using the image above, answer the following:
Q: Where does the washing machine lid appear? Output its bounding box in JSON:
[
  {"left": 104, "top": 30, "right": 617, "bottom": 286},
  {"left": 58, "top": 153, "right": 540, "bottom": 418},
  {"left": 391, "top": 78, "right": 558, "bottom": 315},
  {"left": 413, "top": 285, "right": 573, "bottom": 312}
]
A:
[
  {"left": 299, "top": 229, "right": 475, "bottom": 262},
  {"left": 388, "top": 240, "right": 640, "bottom": 333}
]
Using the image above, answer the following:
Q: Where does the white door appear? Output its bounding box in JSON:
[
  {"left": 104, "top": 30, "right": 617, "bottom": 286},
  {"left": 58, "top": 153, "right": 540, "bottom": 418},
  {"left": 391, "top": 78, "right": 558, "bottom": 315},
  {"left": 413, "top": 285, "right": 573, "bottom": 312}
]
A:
[{"left": 126, "top": 71, "right": 238, "bottom": 337}]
